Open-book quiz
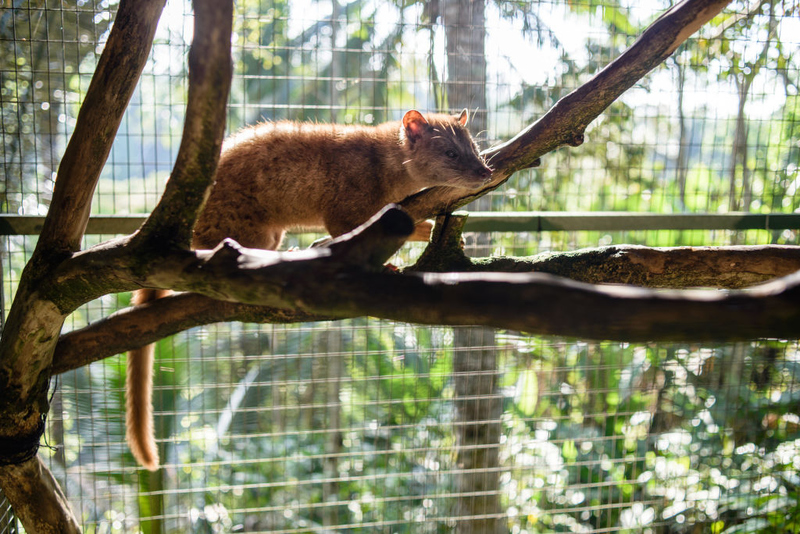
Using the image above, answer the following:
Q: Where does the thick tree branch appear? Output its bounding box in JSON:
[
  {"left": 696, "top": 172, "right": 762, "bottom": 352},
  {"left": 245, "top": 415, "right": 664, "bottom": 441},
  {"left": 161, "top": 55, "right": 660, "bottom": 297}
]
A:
[
  {"left": 61, "top": 249, "right": 800, "bottom": 342},
  {"left": 0, "top": 457, "right": 81, "bottom": 533},
  {"left": 34, "top": 0, "right": 166, "bottom": 259},
  {"left": 333, "top": 269, "right": 800, "bottom": 342},
  {"left": 399, "top": 0, "right": 733, "bottom": 220},
  {"left": 50, "top": 205, "right": 414, "bottom": 371},
  {"left": 51, "top": 239, "right": 800, "bottom": 374},
  {"left": 41, "top": 204, "right": 413, "bottom": 314},
  {"left": 0, "top": 1, "right": 230, "bottom": 531},
  {"left": 134, "top": 0, "right": 233, "bottom": 248}
]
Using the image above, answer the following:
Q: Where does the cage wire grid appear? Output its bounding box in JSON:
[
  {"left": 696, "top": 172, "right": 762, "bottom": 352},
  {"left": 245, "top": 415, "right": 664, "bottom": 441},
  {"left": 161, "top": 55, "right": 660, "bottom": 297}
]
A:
[{"left": 2, "top": 0, "right": 800, "bottom": 532}]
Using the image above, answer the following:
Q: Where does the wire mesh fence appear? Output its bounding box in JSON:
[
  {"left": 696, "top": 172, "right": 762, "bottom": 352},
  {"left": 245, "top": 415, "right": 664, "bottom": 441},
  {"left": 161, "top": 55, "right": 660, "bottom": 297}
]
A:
[
  {"left": 22, "top": 298, "right": 800, "bottom": 533},
  {"left": 2, "top": 0, "right": 800, "bottom": 532}
]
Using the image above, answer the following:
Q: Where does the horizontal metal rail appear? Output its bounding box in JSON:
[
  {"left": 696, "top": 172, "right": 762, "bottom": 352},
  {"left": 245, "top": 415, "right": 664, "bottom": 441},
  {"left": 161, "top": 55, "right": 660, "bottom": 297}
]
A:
[
  {"left": 0, "top": 212, "right": 798, "bottom": 236},
  {"left": 461, "top": 211, "right": 800, "bottom": 232}
]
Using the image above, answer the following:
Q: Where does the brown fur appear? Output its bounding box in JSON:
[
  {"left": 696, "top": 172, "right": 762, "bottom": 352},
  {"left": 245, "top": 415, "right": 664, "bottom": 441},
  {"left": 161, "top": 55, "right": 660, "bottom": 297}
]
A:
[
  {"left": 126, "top": 288, "right": 171, "bottom": 471},
  {"left": 192, "top": 109, "right": 492, "bottom": 249},
  {"left": 126, "top": 110, "right": 491, "bottom": 470}
]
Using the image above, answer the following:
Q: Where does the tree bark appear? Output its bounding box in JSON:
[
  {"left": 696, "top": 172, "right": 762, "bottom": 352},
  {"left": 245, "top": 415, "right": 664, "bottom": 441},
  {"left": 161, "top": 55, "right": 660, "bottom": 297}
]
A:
[
  {"left": 0, "top": 0, "right": 230, "bottom": 531},
  {"left": 0, "top": 0, "right": 167, "bottom": 528},
  {"left": 0, "top": 456, "right": 81, "bottom": 533},
  {"left": 50, "top": 239, "right": 800, "bottom": 376}
]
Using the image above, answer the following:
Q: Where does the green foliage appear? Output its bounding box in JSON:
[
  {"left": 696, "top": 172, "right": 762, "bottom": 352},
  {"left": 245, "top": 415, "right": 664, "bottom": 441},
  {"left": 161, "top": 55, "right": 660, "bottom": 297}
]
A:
[
  {"left": 230, "top": 0, "right": 411, "bottom": 126},
  {"left": 494, "top": 337, "right": 800, "bottom": 533}
]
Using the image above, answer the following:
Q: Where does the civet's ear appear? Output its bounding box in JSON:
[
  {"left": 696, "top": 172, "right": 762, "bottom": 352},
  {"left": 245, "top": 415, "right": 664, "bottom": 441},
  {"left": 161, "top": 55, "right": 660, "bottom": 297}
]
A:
[
  {"left": 403, "top": 110, "right": 429, "bottom": 143},
  {"left": 457, "top": 108, "right": 468, "bottom": 126}
]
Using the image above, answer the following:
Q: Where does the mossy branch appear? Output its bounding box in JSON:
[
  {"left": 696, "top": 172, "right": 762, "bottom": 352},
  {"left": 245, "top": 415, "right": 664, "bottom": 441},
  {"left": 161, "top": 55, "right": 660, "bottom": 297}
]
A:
[{"left": 133, "top": 0, "right": 233, "bottom": 248}]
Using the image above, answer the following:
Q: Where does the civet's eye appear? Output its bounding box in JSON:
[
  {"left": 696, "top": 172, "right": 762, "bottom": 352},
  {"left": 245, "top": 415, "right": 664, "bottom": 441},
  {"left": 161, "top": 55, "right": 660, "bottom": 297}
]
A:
[{"left": 445, "top": 149, "right": 458, "bottom": 159}]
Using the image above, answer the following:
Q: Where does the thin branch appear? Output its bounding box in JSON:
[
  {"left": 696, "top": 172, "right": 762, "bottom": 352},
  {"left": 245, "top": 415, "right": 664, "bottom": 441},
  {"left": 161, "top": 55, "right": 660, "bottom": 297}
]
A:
[
  {"left": 399, "top": 0, "right": 733, "bottom": 221},
  {"left": 53, "top": 294, "right": 328, "bottom": 375},
  {"left": 410, "top": 213, "right": 800, "bottom": 289}
]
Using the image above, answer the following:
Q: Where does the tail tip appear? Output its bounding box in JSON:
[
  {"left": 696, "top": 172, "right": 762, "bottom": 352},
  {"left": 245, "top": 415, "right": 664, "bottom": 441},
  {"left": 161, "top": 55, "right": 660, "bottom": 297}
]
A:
[{"left": 133, "top": 448, "right": 160, "bottom": 471}]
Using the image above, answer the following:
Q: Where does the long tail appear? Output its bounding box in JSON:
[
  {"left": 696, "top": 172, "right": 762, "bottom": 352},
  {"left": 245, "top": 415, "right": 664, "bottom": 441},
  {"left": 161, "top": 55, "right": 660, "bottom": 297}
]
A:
[{"left": 126, "top": 288, "right": 171, "bottom": 471}]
